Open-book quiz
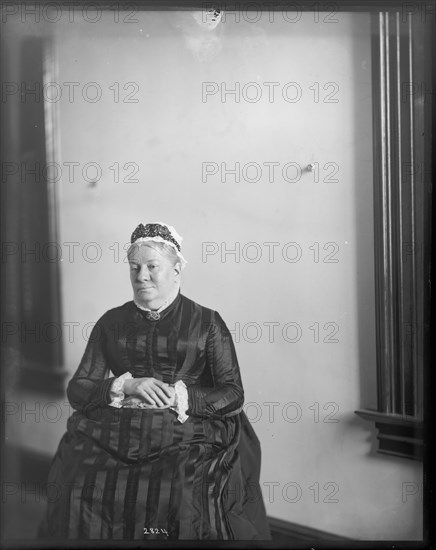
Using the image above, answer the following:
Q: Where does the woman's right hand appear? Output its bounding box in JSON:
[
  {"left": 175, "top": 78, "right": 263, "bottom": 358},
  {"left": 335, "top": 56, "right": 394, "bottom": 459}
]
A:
[{"left": 122, "top": 377, "right": 175, "bottom": 407}]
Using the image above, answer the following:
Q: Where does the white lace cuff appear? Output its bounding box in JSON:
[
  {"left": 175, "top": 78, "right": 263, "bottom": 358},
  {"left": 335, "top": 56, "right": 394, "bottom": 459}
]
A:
[
  {"left": 109, "top": 371, "right": 133, "bottom": 408},
  {"left": 170, "top": 380, "right": 189, "bottom": 423}
]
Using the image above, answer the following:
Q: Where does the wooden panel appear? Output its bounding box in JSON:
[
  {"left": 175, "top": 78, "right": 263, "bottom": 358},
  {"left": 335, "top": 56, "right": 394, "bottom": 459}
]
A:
[{"left": 356, "top": 9, "right": 432, "bottom": 459}]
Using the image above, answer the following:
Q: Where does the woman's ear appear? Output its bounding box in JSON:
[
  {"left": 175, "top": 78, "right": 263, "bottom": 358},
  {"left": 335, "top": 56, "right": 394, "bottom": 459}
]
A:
[{"left": 174, "top": 262, "right": 181, "bottom": 277}]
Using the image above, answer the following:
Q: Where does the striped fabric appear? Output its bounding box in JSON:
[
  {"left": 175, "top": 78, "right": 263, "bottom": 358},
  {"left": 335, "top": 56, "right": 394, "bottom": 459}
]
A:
[{"left": 40, "top": 293, "right": 271, "bottom": 540}]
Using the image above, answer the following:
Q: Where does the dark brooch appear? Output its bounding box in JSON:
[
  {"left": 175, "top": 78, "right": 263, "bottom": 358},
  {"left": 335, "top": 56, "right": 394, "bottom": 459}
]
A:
[{"left": 145, "top": 310, "right": 161, "bottom": 321}]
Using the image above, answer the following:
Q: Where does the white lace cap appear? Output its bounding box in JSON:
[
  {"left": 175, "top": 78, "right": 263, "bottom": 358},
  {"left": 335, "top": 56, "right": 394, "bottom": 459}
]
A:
[{"left": 129, "top": 221, "right": 187, "bottom": 269}]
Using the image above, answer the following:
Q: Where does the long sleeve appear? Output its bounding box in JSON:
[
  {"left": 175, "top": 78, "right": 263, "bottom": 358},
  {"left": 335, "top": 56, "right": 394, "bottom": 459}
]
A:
[
  {"left": 66, "top": 320, "right": 116, "bottom": 411},
  {"left": 186, "top": 312, "right": 244, "bottom": 419}
]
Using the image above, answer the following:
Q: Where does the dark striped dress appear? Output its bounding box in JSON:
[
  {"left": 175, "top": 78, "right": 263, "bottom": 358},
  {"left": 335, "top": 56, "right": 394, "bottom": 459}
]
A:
[{"left": 39, "top": 292, "right": 271, "bottom": 541}]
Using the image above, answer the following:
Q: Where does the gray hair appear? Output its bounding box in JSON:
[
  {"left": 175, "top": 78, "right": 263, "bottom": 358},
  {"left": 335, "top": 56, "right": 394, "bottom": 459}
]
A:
[{"left": 127, "top": 241, "right": 181, "bottom": 267}]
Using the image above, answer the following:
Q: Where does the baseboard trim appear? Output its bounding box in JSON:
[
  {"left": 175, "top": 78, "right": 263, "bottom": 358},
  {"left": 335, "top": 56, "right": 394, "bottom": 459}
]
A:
[{"left": 267, "top": 515, "right": 351, "bottom": 543}]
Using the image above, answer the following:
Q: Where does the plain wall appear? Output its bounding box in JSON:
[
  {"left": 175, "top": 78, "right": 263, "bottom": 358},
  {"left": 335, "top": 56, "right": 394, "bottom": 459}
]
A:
[{"left": 4, "top": 8, "right": 423, "bottom": 540}]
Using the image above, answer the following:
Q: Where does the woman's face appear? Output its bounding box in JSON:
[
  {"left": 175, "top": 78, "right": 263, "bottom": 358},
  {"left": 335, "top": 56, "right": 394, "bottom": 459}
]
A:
[{"left": 128, "top": 244, "right": 180, "bottom": 307}]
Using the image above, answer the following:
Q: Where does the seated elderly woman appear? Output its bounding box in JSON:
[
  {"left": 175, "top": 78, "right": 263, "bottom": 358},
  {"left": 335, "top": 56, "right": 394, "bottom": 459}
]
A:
[{"left": 40, "top": 222, "right": 271, "bottom": 541}]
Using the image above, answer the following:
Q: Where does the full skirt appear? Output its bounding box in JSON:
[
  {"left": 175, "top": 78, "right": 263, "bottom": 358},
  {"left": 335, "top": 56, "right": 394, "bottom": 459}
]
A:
[{"left": 39, "top": 406, "right": 271, "bottom": 541}]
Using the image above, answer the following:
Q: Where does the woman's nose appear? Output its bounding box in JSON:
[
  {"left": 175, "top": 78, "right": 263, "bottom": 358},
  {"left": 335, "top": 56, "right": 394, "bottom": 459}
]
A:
[{"left": 137, "top": 266, "right": 150, "bottom": 280}]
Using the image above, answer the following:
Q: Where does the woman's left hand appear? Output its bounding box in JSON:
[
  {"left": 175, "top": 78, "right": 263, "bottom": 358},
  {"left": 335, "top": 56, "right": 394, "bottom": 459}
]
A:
[{"left": 123, "top": 377, "right": 176, "bottom": 407}]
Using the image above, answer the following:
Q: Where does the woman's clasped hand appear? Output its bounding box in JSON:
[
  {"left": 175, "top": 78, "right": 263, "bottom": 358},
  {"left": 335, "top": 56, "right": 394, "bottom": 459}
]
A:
[{"left": 123, "top": 377, "right": 176, "bottom": 407}]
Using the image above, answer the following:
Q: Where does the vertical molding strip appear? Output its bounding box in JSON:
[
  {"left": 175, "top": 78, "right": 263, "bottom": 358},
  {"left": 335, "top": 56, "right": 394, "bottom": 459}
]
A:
[
  {"left": 384, "top": 12, "right": 395, "bottom": 414},
  {"left": 395, "top": 12, "right": 405, "bottom": 416},
  {"left": 407, "top": 13, "right": 419, "bottom": 419},
  {"left": 377, "top": 12, "right": 390, "bottom": 413}
]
